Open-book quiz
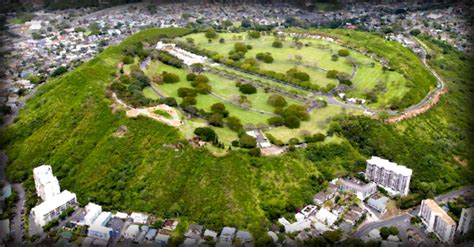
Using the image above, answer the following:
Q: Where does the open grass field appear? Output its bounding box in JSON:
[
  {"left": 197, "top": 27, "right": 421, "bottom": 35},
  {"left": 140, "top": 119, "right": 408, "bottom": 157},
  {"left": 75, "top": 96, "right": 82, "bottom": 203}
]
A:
[{"left": 180, "top": 32, "right": 411, "bottom": 108}]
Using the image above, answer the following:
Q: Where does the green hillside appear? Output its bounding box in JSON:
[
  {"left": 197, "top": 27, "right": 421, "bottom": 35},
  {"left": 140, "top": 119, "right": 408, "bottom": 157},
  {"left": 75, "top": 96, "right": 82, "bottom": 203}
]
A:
[{"left": 1, "top": 28, "right": 472, "bottom": 237}]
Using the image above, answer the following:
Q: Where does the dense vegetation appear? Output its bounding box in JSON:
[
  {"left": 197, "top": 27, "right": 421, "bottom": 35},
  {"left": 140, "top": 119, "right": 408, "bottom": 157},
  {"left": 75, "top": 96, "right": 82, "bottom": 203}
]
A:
[{"left": 1, "top": 27, "right": 472, "bottom": 239}]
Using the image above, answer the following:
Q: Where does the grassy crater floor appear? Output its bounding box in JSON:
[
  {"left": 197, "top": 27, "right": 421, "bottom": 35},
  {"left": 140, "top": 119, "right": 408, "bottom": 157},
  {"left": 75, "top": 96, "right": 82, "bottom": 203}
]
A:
[{"left": 1, "top": 28, "right": 472, "bottom": 239}]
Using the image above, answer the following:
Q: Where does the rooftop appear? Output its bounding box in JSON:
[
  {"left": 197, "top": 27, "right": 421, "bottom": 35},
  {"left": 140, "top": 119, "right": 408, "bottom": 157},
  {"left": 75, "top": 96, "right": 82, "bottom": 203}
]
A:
[
  {"left": 423, "top": 199, "right": 456, "bottom": 225},
  {"left": 31, "top": 190, "right": 76, "bottom": 216},
  {"left": 367, "top": 156, "right": 413, "bottom": 176}
]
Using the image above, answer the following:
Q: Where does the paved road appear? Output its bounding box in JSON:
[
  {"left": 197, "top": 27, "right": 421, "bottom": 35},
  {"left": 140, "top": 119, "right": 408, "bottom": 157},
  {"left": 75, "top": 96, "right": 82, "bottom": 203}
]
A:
[
  {"left": 11, "top": 183, "right": 26, "bottom": 245},
  {"left": 434, "top": 185, "right": 474, "bottom": 203}
]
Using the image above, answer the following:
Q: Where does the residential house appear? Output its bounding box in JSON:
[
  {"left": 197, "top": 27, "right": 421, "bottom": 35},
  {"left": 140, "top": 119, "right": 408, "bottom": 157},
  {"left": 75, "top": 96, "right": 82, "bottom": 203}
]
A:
[{"left": 184, "top": 224, "right": 203, "bottom": 239}]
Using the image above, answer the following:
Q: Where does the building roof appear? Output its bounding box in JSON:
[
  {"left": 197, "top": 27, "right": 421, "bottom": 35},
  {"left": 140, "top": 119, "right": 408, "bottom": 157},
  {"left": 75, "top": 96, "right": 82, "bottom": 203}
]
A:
[
  {"left": 423, "top": 199, "right": 456, "bottom": 225},
  {"left": 368, "top": 196, "right": 389, "bottom": 209},
  {"left": 125, "top": 224, "right": 140, "bottom": 235},
  {"left": 236, "top": 230, "right": 252, "bottom": 242},
  {"left": 315, "top": 208, "right": 338, "bottom": 226},
  {"left": 130, "top": 212, "right": 148, "bottom": 224},
  {"left": 221, "top": 227, "right": 236, "bottom": 236},
  {"left": 339, "top": 178, "right": 377, "bottom": 193},
  {"left": 88, "top": 224, "right": 112, "bottom": 234},
  {"left": 92, "top": 211, "right": 111, "bottom": 227},
  {"left": 367, "top": 156, "right": 412, "bottom": 176},
  {"left": 155, "top": 233, "right": 170, "bottom": 243},
  {"left": 31, "top": 190, "right": 76, "bottom": 216}
]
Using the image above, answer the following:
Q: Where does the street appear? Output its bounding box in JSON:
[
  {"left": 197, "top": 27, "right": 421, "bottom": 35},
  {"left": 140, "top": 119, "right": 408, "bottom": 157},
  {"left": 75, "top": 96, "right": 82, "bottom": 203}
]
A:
[{"left": 11, "top": 183, "right": 26, "bottom": 245}]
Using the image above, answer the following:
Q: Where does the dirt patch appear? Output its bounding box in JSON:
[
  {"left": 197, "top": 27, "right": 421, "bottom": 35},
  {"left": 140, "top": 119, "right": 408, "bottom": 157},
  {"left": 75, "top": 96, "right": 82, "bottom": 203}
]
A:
[{"left": 453, "top": 155, "right": 469, "bottom": 167}]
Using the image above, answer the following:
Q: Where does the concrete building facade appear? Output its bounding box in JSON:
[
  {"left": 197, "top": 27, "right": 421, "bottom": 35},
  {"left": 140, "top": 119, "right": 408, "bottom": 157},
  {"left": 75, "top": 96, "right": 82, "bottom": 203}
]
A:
[
  {"left": 337, "top": 178, "right": 377, "bottom": 200},
  {"left": 31, "top": 190, "right": 77, "bottom": 227},
  {"left": 457, "top": 207, "right": 474, "bottom": 235},
  {"left": 419, "top": 199, "right": 456, "bottom": 243},
  {"left": 33, "top": 165, "right": 61, "bottom": 201},
  {"left": 365, "top": 156, "right": 412, "bottom": 196}
]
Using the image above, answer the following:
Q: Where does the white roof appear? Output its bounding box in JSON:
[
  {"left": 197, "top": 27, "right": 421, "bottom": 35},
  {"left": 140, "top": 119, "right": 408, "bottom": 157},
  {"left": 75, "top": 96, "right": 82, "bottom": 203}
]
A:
[
  {"left": 31, "top": 190, "right": 76, "bottom": 216},
  {"left": 267, "top": 231, "right": 278, "bottom": 242},
  {"left": 113, "top": 212, "right": 128, "bottom": 219},
  {"left": 315, "top": 208, "right": 338, "bottom": 226},
  {"left": 93, "top": 212, "right": 111, "bottom": 226},
  {"left": 125, "top": 224, "right": 140, "bottom": 235},
  {"left": 367, "top": 156, "right": 412, "bottom": 176},
  {"left": 204, "top": 229, "right": 217, "bottom": 238},
  {"left": 130, "top": 212, "right": 148, "bottom": 224},
  {"left": 88, "top": 224, "right": 112, "bottom": 234},
  {"left": 86, "top": 203, "right": 102, "bottom": 213},
  {"left": 33, "top": 165, "right": 59, "bottom": 186}
]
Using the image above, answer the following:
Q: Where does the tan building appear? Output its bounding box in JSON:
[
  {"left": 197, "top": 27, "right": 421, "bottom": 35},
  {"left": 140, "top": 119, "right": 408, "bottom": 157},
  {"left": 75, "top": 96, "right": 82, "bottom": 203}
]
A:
[{"left": 419, "top": 199, "right": 456, "bottom": 243}]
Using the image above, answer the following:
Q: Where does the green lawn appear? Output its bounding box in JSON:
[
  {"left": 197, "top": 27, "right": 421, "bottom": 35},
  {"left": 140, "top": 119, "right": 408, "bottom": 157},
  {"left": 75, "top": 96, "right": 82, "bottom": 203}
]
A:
[{"left": 181, "top": 32, "right": 413, "bottom": 108}]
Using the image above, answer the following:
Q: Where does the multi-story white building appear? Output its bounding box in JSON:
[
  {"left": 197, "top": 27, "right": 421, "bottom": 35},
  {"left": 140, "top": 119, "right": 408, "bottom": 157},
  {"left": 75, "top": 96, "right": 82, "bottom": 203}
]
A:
[
  {"left": 457, "top": 207, "right": 474, "bottom": 235},
  {"left": 31, "top": 190, "right": 77, "bottom": 227},
  {"left": 419, "top": 199, "right": 456, "bottom": 243},
  {"left": 365, "top": 156, "right": 412, "bottom": 196},
  {"left": 33, "top": 165, "right": 61, "bottom": 201},
  {"left": 84, "top": 203, "right": 102, "bottom": 226}
]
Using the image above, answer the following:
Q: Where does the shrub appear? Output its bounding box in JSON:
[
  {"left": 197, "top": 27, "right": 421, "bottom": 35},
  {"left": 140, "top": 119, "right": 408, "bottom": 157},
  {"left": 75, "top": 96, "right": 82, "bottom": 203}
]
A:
[
  {"left": 256, "top": 52, "right": 274, "bottom": 63},
  {"left": 272, "top": 41, "right": 283, "bottom": 48},
  {"left": 219, "top": 38, "right": 225, "bottom": 43},
  {"left": 286, "top": 68, "right": 309, "bottom": 81},
  {"left": 339, "top": 79, "right": 352, "bottom": 86},
  {"left": 331, "top": 54, "right": 339, "bottom": 61},
  {"left": 338, "top": 49, "right": 349, "bottom": 56},
  {"left": 239, "top": 84, "right": 257, "bottom": 94},
  {"left": 194, "top": 127, "right": 218, "bottom": 143},
  {"left": 231, "top": 140, "right": 239, "bottom": 147},
  {"left": 211, "top": 103, "right": 229, "bottom": 117},
  {"left": 289, "top": 138, "right": 300, "bottom": 145},
  {"left": 162, "top": 72, "right": 180, "bottom": 83},
  {"left": 410, "top": 29, "right": 421, "bottom": 36},
  {"left": 160, "top": 97, "right": 178, "bottom": 107},
  {"left": 267, "top": 95, "right": 288, "bottom": 108}
]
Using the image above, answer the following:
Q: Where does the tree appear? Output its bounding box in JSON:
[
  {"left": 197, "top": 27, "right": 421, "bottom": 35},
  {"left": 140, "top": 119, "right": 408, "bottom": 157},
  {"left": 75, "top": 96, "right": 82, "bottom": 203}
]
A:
[
  {"left": 162, "top": 72, "right": 180, "bottom": 83},
  {"left": 234, "top": 42, "right": 248, "bottom": 53},
  {"left": 239, "top": 84, "right": 257, "bottom": 94},
  {"left": 239, "top": 134, "right": 257, "bottom": 148},
  {"left": 380, "top": 226, "right": 399, "bottom": 240},
  {"left": 338, "top": 49, "right": 350, "bottom": 57},
  {"left": 331, "top": 54, "right": 339, "bottom": 61},
  {"left": 191, "top": 63, "right": 204, "bottom": 74},
  {"left": 284, "top": 115, "right": 300, "bottom": 129},
  {"left": 219, "top": 38, "right": 225, "bottom": 43},
  {"left": 194, "top": 127, "right": 218, "bottom": 143},
  {"left": 186, "top": 73, "right": 197, "bottom": 81},
  {"left": 210, "top": 103, "right": 228, "bottom": 116},
  {"left": 186, "top": 37, "right": 194, "bottom": 44},
  {"left": 51, "top": 66, "right": 67, "bottom": 77},
  {"left": 327, "top": 70, "right": 339, "bottom": 79},
  {"left": 248, "top": 148, "right": 261, "bottom": 157},
  {"left": 248, "top": 31, "right": 261, "bottom": 39},
  {"left": 195, "top": 83, "right": 212, "bottom": 94},
  {"left": 160, "top": 97, "right": 177, "bottom": 107},
  {"left": 282, "top": 104, "right": 309, "bottom": 121},
  {"left": 226, "top": 116, "right": 243, "bottom": 132},
  {"left": 205, "top": 29, "right": 218, "bottom": 39},
  {"left": 267, "top": 116, "right": 284, "bottom": 126},
  {"left": 181, "top": 96, "right": 197, "bottom": 106},
  {"left": 410, "top": 29, "right": 421, "bottom": 36},
  {"left": 208, "top": 113, "right": 224, "bottom": 127},
  {"left": 272, "top": 41, "right": 283, "bottom": 48},
  {"left": 32, "top": 32, "right": 42, "bottom": 40},
  {"left": 267, "top": 95, "right": 288, "bottom": 108},
  {"left": 177, "top": 87, "right": 197, "bottom": 98},
  {"left": 194, "top": 74, "right": 209, "bottom": 84}
]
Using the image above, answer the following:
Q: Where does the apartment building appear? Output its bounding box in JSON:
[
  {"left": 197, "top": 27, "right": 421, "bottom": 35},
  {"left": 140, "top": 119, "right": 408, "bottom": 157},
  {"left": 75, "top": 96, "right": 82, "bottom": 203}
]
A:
[
  {"left": 31, "top": 190, "right": 77, "bottom": 227},
  {"left": 457, "top": 207, "right": 474, "bottom": 235},
  {"left": 365, "top": 156, "right": 412, "bottom": 196},
  {"left": 33, "top": 165, "right": 61, "bottom": 201},
  {"left": 419, "top": 199, "right": 456, "bottom": 243}
]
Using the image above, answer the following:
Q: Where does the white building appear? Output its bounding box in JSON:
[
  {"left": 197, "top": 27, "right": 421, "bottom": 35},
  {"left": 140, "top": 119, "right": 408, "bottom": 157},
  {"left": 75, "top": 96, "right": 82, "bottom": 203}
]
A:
[
  {"left": 33, "top": 165, "right": 60, "bottom": 201},
  {"left": 156, "top": 41, "right": 207, "bottom": 66},
  {"left": 87, "top": 224, "right": 113, "bottom": 241},
  {"left": 31, "top": 190, "right": 77, "bottom": 227},
  {"left": 278, "top": 217, "right": 311, "bottom": 233},
  {"left": 365, "top": 156, "right": 412, "bottom": 196},
  {"left": 314, "top": 207, "right": 338, "bottom": 226},
  {"left": 337, "top": 178, "right": 377, "bottom": 200},
  {"left": 130, "top": 212, "right": 148, "bottom": 224},
  {"left": 457, "top": 207, "right": 474, "bottom": 235},
  {"left": 124, "top": 224, "right": 140, "bottom": 240},
  {"left": 419, "top": 199, "right": 456, "bottom": 243},
  {"left": 93, "top": 211, "right": 112, "bottom": 227},
  {"left": 219, "top": 227, "right": 236, "bottom": 245},
  {"left": 84, "top": 203, "right": 102, "bottom": 226}
]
